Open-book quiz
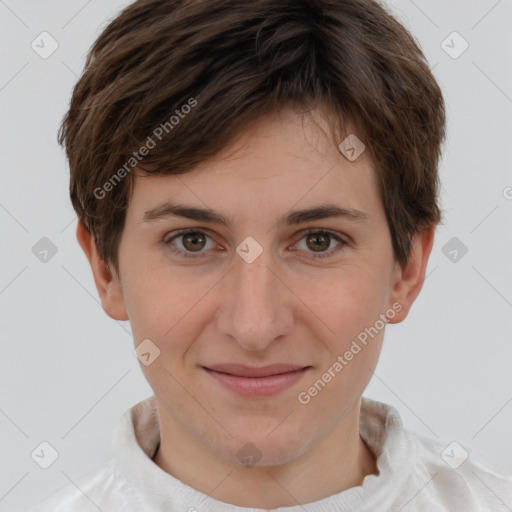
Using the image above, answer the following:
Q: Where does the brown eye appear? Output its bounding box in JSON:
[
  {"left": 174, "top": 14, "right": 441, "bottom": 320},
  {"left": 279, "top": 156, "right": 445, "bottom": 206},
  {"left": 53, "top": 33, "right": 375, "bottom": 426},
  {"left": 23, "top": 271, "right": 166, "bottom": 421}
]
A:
[
  {"left": 181, "top": 231, "right": 207, "bottom": 252},
  {"left": 294, "top": 229, "right": 347, "bottom": 260},
  {"left": 305, "top": 232, "right": 330, "bottom": 252},
  {"left": 164, "top": 229, "right": 216, "bottom": 258}
]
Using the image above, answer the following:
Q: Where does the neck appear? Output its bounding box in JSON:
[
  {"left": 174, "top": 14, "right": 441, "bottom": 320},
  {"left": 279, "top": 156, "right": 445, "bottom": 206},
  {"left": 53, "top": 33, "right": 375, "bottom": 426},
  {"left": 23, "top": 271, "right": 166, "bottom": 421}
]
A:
[{"left": 153, "top": 400, "right": 378, "bottom": 508}]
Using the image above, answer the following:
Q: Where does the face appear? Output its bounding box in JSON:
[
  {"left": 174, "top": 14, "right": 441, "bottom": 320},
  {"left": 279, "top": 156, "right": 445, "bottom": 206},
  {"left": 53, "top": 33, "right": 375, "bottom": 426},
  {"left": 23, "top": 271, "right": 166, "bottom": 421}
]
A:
[{"left": 85, "top": 106, "right": 429, "bottom": 468}]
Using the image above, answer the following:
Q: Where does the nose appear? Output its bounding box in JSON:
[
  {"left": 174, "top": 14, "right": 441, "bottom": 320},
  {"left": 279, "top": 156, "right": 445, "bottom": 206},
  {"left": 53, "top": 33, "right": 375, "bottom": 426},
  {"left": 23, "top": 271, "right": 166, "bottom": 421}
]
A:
[{"left": 215, "top": 248, "right": 294, "bottom": 353}]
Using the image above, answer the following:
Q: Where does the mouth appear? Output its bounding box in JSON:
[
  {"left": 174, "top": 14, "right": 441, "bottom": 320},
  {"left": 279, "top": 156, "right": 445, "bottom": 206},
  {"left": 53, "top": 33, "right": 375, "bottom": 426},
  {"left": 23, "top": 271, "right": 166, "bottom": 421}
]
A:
[{"left": 202, "top": 363, "right": 311, "bottom": 397}]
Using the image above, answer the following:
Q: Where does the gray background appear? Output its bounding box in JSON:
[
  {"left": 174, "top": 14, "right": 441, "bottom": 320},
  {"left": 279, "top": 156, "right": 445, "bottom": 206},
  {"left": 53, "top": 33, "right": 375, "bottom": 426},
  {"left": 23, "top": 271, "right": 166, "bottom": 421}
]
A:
[{"left": 1, "top": 0, "right": 511, "bottom": 510}]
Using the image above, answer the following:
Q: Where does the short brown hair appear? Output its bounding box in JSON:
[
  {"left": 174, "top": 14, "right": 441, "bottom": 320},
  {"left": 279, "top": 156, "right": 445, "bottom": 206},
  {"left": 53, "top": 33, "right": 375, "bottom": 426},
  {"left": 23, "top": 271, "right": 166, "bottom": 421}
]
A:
[{"left": 58, "top": 0, "right": 446, "bottom": 274}]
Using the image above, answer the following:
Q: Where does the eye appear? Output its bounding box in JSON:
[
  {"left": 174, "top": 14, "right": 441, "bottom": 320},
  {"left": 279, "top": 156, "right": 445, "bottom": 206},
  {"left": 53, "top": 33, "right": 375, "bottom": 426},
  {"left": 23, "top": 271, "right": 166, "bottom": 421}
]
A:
[
  {"left": 163, "top": 228, "right": 348, "bottom": 259},
  {"left": 163, "top": 229, "right": 218, "bottom": 258},
  {"left": 292, "top": 229, "right": 347, "bottom": 259}
]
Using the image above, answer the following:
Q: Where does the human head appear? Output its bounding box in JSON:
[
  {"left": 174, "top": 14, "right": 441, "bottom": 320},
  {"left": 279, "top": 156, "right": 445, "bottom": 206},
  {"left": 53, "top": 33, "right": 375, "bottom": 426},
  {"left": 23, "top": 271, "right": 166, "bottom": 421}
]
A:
[{"left": 63, "top": 0, "right": 446, "bottom": 480}]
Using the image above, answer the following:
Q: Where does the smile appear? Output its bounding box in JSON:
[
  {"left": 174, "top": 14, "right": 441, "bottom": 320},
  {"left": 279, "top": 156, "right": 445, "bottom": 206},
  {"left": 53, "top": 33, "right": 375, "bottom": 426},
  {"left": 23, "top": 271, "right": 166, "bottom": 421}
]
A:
[{"left": 202, "top": 364, "right": 311, "bottom": 397}]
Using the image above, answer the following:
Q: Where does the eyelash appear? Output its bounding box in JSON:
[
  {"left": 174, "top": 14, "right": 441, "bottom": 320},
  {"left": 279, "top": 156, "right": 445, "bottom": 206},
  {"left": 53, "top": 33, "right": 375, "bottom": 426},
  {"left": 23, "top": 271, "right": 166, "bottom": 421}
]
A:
[{"left": 163, "top": 228, "right": 348, "bottom": 260}]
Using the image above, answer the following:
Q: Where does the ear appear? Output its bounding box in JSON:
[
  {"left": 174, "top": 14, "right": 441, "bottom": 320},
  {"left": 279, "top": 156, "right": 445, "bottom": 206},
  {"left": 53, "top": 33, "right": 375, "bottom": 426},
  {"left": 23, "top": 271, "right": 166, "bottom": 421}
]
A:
[
  {"left": 76, "top": 222, "right": 129, "bottom": 321},
  {"left": 387, "top": 226, "right": 435, "bottom": 324}
]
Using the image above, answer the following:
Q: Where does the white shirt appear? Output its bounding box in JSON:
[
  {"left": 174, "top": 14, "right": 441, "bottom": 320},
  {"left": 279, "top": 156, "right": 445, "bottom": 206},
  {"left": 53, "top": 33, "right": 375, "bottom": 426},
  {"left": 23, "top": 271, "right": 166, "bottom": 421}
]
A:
[{"left": 26, "top": 395, "right": 512, "bottom": 511}]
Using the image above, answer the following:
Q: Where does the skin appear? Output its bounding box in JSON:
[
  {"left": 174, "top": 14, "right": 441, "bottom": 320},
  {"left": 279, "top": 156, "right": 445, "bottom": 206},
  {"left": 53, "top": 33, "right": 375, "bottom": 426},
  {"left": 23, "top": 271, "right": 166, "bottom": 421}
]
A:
[{"left": 78, "top": 106, "right": 434, "bottom": 508}]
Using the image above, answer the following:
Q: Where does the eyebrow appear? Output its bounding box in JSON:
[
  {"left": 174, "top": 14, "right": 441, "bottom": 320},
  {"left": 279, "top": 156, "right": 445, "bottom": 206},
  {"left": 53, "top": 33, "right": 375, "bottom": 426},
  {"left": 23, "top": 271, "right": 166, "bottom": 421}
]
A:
[{"left": 142, "top": 201, "right": 369, "bottom": 229}]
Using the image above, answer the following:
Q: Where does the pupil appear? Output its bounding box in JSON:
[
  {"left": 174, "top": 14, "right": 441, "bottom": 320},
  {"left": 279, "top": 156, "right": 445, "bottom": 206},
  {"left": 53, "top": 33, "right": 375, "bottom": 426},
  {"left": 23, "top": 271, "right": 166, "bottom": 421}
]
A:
[
  {"left": 308, "top": 233, "right": 329, "bottom": 252},
  {"left": 184, "top": 232, "right": 205, "bottom": 251}
]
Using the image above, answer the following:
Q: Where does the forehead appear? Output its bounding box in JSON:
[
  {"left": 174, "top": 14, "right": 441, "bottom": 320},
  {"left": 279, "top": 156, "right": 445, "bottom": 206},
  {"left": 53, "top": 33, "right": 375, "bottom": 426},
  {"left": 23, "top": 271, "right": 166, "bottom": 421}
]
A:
[{"left": 126, "top": 107, "right": 381, "bottom": 223}]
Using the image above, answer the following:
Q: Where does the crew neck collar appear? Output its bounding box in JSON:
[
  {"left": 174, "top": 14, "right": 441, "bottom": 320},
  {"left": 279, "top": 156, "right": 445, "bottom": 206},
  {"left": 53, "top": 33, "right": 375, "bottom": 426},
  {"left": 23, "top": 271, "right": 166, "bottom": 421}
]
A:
[{"left": 112, "top": 395, "right": 416, "bottom": 511}]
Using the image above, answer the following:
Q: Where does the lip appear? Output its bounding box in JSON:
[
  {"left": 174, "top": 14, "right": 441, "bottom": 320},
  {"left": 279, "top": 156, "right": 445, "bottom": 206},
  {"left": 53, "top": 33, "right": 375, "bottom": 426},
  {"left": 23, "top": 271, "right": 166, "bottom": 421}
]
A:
[
  {"left": 203, "top": 363, "right": 311, "bottom": 397},
  {"left": 206, "top": 363, "right": 307, "bottom": 377}
]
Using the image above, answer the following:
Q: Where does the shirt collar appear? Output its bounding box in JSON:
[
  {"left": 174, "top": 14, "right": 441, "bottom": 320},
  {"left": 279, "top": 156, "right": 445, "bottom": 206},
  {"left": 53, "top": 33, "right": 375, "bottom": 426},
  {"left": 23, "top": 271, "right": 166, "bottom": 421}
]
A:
[{"left": 112, "top": 395, "right": 416, "bottom": 511}]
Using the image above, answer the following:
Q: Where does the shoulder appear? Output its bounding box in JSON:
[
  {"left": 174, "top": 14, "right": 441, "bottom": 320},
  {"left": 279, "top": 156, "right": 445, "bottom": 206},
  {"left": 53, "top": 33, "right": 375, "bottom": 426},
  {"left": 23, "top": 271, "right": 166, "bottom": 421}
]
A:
[
  {"left": 24, "top": 458, "right": 136, "bottom": 512},
  {"left": 410, "top": 430, "right": 512, "bottom": 511}
]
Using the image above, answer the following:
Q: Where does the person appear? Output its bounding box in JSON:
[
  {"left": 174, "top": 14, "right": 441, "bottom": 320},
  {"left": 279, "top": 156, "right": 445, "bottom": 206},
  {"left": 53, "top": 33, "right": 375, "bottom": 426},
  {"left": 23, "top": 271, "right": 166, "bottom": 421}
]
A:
[{"left": 26, "top": 0, "right": 512, "bottom": 510}]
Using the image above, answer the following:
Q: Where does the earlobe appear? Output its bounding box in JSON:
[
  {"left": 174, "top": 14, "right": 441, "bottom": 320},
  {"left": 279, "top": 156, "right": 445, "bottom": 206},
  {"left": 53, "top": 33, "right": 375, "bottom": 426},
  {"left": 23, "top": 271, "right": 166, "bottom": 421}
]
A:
[
  {"left": 76, "top": 222, "right": 129, "bottom": 321},
  {"left": 387, "top": 227, "right": 435, "bottom": 324}
]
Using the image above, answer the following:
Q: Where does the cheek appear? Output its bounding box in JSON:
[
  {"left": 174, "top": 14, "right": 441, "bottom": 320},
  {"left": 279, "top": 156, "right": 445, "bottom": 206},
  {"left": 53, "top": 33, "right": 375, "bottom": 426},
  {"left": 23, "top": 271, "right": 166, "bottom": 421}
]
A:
[
  {"left": 294, "top": 264, "right": 390, "bottom": 343},
  {"left": 122, "top": 263, "right": 215, "bottom": 362},
  {"left": 295, "top": 273, "right": 386, "bottom": 411},
  {"left": 301, "top": 262, "right": 390, "bottom": 402},
  {"left": 119, "top": 257, "right": 174, "bottom": 347}
]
